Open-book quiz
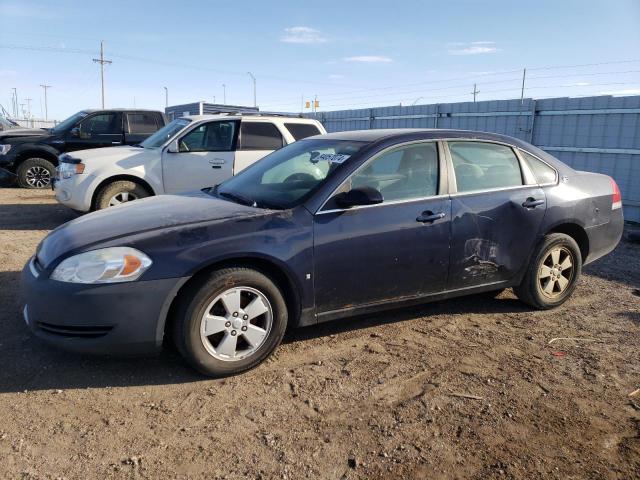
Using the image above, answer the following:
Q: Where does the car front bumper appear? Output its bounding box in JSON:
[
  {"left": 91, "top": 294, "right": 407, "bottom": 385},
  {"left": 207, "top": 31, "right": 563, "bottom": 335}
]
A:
[
  {"left": 54, "top": 173, "right": 97, "bottom": 212},
  {"left": 21, "top": 257, "right": 188, "bottom": 355}
]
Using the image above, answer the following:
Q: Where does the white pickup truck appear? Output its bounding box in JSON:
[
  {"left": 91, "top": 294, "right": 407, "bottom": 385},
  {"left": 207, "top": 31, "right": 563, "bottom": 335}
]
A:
[{"left": 54, "top": 114, "right": 326, "bottom": 211}]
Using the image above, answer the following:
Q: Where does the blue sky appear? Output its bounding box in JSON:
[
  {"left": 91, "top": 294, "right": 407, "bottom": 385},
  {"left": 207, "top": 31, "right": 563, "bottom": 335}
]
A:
[{"left": 1, "top": 0, "right": 639, "bottom": 120}]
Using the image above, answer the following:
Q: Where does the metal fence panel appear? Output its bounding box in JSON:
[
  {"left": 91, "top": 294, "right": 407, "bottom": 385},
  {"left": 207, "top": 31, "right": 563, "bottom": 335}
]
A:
[{"left": 307, "top": 95, "right": 640, "bottom": 222}]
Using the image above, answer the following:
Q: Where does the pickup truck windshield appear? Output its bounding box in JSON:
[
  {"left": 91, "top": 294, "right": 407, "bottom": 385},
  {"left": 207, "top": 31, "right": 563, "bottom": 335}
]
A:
[
  {"left": 216, "top": 139, "right": 367, "bottom": 209},
  {"left": 140, "top": 118, "right": 191, "bottom": 148},
  {"left": 50, "top": 111, "right": 89, "bottom": 134}
]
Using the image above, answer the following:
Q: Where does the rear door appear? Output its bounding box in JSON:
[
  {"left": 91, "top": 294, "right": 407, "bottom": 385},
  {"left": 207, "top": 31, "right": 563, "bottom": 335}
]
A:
[
  {"left": 445, "top": 140, "right": 546, "bottom": 290},
  {"left": 124, "top": 112, "right": 162, "bottom": 145},
  {"left": 65, "top": 112, "right": 123, "bottom": 151},
  {"left": 233, "top": 121, "right": 285, "bottom": 174},
  {"left": 161, "top": 120, "right": 237, "bottom": 193}
]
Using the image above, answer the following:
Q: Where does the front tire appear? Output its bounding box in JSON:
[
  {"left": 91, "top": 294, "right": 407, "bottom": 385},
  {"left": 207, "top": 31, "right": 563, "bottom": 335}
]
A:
[
  {"left": 514, "top": 233, "right": 582, "bottom": 309},
  {"left": 94, "top": 180, "right": 150, "bottom": 210},
  {"left": 17, "top": 157, "right": 55, "bottom": 189},
  {"left": 173, "top": 267, "right": 288, "bottom": 377}
]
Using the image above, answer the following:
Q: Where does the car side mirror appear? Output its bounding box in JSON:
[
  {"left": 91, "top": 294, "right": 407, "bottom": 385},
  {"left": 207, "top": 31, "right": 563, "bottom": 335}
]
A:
[
  {"left": 167, "top": 140, "right": 179, "bottom": 153},
  {"left": 70, "top": 127, "right": 80, "bottom": 137},
  {"left": 334, "top": 186, "right": 383, "bottom": 208}
]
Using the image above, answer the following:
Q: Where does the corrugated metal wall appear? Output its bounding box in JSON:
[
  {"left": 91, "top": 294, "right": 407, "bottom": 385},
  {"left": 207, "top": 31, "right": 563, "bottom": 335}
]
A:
[{"left": 307, "top": 95, "right": 640, "bottom": 222}]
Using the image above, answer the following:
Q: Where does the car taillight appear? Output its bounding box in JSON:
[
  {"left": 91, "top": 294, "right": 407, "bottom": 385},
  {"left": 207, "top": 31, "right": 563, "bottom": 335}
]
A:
[{"left": 611, "top": 177, "right": 622, "bottom": 210}]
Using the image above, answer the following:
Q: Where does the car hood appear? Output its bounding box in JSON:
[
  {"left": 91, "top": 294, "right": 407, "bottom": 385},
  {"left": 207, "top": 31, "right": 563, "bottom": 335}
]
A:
[
  {"left": 1, "top": 129, "right": 51, "bottom": 142},
  {"left": 36, "top": 191, "right": 269, "bottom": 268},
  {"left": 68, "top": 145, "right": 145, "bottom": 162}
]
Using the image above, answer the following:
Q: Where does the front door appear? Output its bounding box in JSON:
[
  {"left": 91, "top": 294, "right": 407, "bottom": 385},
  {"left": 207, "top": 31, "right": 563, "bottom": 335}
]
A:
[
  {"left": 65, "top": 112, "right": 123, "bottom": 151},
  {"left": 313, "top": 141, "right": 451, "bottom": 314},
  {"left": 162, "top": 120, "right": 238, "bottom": 193},
  {"left": 445, "top": 140, "right": 547, "bottom": 290}
]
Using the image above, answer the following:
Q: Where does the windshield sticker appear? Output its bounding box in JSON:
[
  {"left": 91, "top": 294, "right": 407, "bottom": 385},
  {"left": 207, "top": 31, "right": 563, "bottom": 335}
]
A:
[{"left": 311, "top": 153, "right": 351, "bottom": 165}]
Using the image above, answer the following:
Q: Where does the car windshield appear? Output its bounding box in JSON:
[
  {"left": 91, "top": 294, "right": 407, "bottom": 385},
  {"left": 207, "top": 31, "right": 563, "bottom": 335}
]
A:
[
  {"left": 51, "top": 111, "right": 89, "bottom": 134},
  {"left": 140, "top": 118, "right": 191, "bottom": 148},
  {"left": 215, "top": 139, "right": 368, "bottom": 209}
]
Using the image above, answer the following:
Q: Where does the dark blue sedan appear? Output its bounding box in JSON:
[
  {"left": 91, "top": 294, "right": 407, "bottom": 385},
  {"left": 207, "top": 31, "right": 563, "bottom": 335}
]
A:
[{"left": 21, "top": 129, "right": 624, "bottom": 376}]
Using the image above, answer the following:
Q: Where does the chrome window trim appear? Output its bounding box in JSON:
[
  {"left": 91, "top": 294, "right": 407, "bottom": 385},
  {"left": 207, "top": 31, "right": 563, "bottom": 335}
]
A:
[
  {"left": 516, "top": 148, "right": 560, "bottom": 187},
  {"left": 443, "top": 138, "right": 539, "bottom": 195},
  {"left": 315, "top": 139, "right": 445, "bottom": 215}
]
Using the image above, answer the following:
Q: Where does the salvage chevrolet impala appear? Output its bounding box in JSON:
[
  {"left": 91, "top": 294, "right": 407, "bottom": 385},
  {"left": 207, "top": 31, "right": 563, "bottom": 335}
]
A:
[{"left": 21, "top": 129, "right": 624, "bottom": 377}]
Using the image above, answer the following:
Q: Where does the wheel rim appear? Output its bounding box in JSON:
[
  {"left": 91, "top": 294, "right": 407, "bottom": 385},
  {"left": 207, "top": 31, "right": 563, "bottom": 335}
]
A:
[
  {"left": 25, "top": 166, "right": 51, "bottom": 188},
  {"left": 538, "top": 246, "right": 575, "bottom": 299},
  {"left": 199, "top": 286, "right": 273, "bottom": 362},
  {"left": 108, "top": 191, "right": 138, "bottom": 206}
]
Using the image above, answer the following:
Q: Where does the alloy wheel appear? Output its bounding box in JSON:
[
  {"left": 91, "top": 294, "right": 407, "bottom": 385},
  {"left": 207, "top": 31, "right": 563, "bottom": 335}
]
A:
[
  {"left": 25, "top": 166, "right": 51, "bottom": 188},
  {"left": 108, "top": 191, "right": 138, "bottom": 206},
  {"left": 199, "top": 286, "right": 273, "bottom": 361},
  {"left": 538, "top": 246, "right": 575, "bottom": 298}
]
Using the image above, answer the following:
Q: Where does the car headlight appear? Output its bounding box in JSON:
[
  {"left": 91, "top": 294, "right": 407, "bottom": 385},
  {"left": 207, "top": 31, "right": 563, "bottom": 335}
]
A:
[
  {"left": 0, "top": 144, "right": 12, "bottom": 155},
  {"left": 58, "top": 158, "right": 85, "bottom": 178},
  {"left": 50, "top": 247, "right": 152, "bottom": 284}
]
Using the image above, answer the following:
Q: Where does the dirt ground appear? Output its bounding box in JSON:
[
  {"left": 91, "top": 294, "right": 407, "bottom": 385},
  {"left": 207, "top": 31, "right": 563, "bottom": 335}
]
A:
[{"left": 0, "top": 188, "right": 638, "bottom": 480}]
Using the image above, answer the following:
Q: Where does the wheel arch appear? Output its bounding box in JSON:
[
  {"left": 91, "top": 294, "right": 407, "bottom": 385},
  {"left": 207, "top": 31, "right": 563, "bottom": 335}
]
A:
[
  {"left": 159, "top": 255, "right": 302, "bottom": 346},
  {"left": 90, "top": 174, "right": 156, "bottom": 210},
  {"left": 545, "top": 222, "right": 589, "bottom": 262},
  {"left": 14, "top": 146, "right": 59, "bottom": 168}
]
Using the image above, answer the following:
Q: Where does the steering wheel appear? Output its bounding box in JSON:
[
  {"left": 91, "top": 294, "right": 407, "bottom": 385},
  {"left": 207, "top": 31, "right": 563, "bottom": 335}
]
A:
[{"left": 284, "top": 173, "right": 316, "bottom": 183}]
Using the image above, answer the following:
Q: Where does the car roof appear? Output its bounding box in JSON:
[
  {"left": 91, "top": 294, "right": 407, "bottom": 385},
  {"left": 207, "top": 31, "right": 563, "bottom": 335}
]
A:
[
  {"left": 83, "top": 108, "right": 162, "bottom": 113},
  {"left": 181, "top": 114, "right": 319, "bottom": 123}
]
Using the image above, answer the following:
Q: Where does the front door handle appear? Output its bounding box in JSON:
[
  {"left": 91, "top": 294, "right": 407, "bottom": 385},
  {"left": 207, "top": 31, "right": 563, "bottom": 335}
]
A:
[
  {"left": 522, "top": 197, "right": 545, "bottom": 209},
  {"left": 209, "top": 158, "right": 226, "bottom": 165},
  {"left": 416, "top": 211, "right": 445, "bottom": 223}
]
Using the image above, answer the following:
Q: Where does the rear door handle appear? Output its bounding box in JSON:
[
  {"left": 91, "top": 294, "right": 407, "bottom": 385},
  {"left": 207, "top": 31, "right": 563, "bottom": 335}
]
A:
[
  {"left": 522, "top": 198, "right": 545, "bottom": 209},
  {"left": 416, "top": 211, "right": 445, "bottom": 223}
]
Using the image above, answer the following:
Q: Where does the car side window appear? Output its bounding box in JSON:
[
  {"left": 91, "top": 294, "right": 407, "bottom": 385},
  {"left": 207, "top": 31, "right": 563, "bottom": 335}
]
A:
[
  {"left": 520, "top": 150, "right": 558, "bottom": 184},
  {"left": 79, "top": 113, "right": 120, "bottom": 136},
  {"left": 345, "top": 142, "right": 439, "bottom": 203},
  {"left": 179, "top": 121, "right": 237, "bottom": 152},
  {"left": 240, "top": 122, "right": 284, "bottom": 150},
  {"left": 449, "top": 142, "right": 523, "bottom": 193},
  {"left": 127, "top": 113, "right": 159, "bottom": 134},
  {"left": 284, "top": 123, "right": 322, "bottom": 140}
]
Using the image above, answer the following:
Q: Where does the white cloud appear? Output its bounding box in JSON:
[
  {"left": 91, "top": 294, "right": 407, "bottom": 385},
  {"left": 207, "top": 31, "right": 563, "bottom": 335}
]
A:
[
  {"left": 600, "top": 88, "right": 640, "bottom": 96},
  {"left": 449, "top": 41, "right": 500, "bottom": 55},
  {"left": 280, "top": 26, "right": 327, "bottom": 44},
  {"left": 562, "top": 82, "right": 590, "bottom": 87},
  {"left": 343, "top": 55, "right": 393, "bottom": 63}
]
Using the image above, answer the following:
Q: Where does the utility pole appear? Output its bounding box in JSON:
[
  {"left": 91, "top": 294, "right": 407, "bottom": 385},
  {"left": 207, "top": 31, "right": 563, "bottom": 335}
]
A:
[
  {"left": 471, "top": 83, "right": 480, "bottom": 103},
  {"left": 12, "top": 88, "right": 17, "bottom": 117},
  {"left": 520, "top": 68, "right": 527, "bottom": 105},
  {"left": 313, "top": 94, "right": 318, "bottom": 113},
  {"left": 40, "top": 84, "right": 51, "bottom": 121},
  {"left": 163, "top": 86, "right": 168, "bottom": 108},
  {"left": 247, "top": 72, "right": 256, "bottom": 108},
  {"left": 222, "top": 84, "right": 226, "bottom": 104},
  {"left": 93, "top": 41, "right": 112, "bottom": 108},
  {"left": 25, "top": 98, "right": 32, "bottom": 118}
]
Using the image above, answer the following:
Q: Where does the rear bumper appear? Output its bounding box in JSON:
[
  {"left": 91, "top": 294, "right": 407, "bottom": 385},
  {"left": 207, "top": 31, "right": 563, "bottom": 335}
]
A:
[
  {"left": 584, "top": 208, "right": 624, "bottom": 265},
  {"left": 21, "top": 257, "right": 187, "bottom": 355}
]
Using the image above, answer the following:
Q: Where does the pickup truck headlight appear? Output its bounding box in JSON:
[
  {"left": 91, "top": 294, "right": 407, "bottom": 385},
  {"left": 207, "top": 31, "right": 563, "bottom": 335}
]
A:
[
  {"left": 51, "top": 247, "right": 152, "bottom": 284},
  {"left": 0, "top": 144, "right": 12, "bottom": 155}
]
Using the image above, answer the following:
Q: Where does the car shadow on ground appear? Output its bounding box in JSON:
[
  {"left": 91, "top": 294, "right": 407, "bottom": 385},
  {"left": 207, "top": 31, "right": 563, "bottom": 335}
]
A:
[
  {"left": 0, "top": 202, "right": 78, "bottom": 230},
  {"left": 0, "top": 266, "right": 529, "bottom": 394}
]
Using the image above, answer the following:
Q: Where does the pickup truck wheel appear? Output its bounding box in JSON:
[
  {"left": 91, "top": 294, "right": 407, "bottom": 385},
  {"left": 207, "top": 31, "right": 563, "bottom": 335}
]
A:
[
  {"left": 17, "top": 158, "right": 55, "bottom": 189},
  {"left": 173, "top": 267, "right": 288, "bottom": 377},
  {"left": 514, "top": 233, "right": 582, "bottom": 310},
  {"left": 94, "top": 180, "right": 150, "bottom": 210}
]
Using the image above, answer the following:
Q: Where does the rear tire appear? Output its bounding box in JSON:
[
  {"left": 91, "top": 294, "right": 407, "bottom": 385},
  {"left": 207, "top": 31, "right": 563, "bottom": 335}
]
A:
[
  {"left": 94, "top": 180, "right": 150, "bottom": 210},
  {"left": 173, "top": 267, "right": 288, "bottom": 377},
  {"left": 17, "top": 157, "right": 55, "bottom": 189},
  {"left": 514, "top": 233, "right": 582, "bottom": 309}
]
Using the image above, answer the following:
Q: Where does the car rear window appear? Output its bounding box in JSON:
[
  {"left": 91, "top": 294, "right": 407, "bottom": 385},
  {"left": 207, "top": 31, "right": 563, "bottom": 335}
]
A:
[
  {"left": 239, "top": 122, "right": 284, "bottom": 150},
  {"left": 284, "top": 123, "right": 322, "bottom": 140},
  {"left": 127, "top": 113, "right": 159, "bottom": 134},
  {"left": 521, "top": 151, "right": 558, "bottom": 184},
  {"left": 449, "top": 141, "right": 523, "bottom": 193}
]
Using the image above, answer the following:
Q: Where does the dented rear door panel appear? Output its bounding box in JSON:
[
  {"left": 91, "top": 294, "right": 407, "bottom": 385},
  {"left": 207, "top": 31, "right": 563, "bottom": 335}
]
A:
[{"left": 447, "top": 186, "right": 546, "bottom": 290}]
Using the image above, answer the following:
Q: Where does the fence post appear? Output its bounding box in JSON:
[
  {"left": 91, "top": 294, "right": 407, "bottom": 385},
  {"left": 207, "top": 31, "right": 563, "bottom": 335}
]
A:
[
  {"left": 369, "top": 108, "right": 374, "bottom": 129},
  {"left": 528, "top": 100, "right": 536, "bottom": 143},
  {"left": 434, "top": 104, "right": 439, "bottom": 128}
]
